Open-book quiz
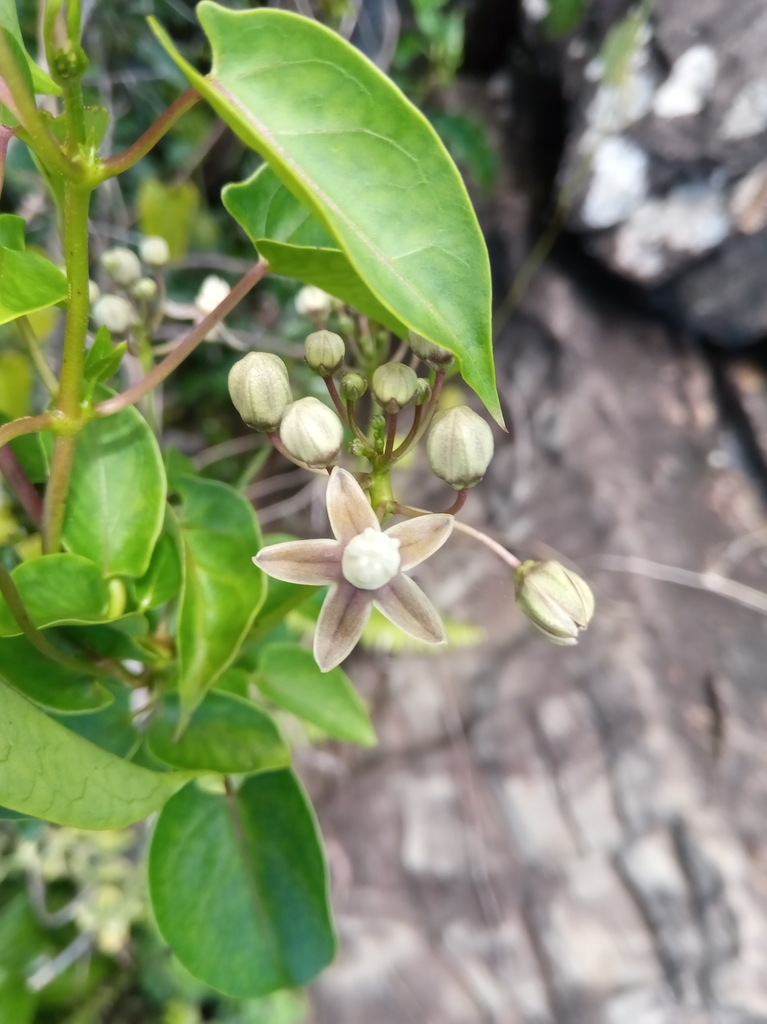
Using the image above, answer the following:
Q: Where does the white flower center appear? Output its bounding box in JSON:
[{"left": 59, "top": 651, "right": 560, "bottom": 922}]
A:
[{"left": 342, "top": 527, "right": 401, "bottom": 590}]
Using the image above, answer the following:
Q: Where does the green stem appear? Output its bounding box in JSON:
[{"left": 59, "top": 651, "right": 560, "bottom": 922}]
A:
[
  {"left": 391, "top": 404, "right": 422, "bottom": 460},
  {"left": 16, "top": 317, "right": 58, "bottom": 397},
  {"left": 98, "top": 88, "right": 200, "bottom": 180},
  {"left": 0, "top": 564, "right": 109, "bottom": 676},
  {"left": 369, "top": 469, "right": 394, "bottom": 522},
  {"left": 346, "top": 400, "right": 371, "bottom": 446},
  {"left": 95, "top": 260, "right": 269, "bottom": 417},
  {"left": 42, "top": 181, "right": 92, "bottom": 553},
  {"left": 0, "top": 27, "right": 76, "bottom": 181}
]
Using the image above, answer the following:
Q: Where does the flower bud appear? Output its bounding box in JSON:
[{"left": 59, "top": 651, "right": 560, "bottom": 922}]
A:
[
  {"left": 413, "top": 378, "right": 432, "bottom": 406},
  {"left": 88, "top": 280, "right": 101, "bottom": 305},
  {"left": 195, "top": 275, "right": 231, "bottom": 314},
  {"left": 101, "top": 247, "right": 142, "bottom": 287},
  {"left": 349, "top": 438, "right": 368, "bottom": 457},
  {"left": 372, "top": 362, "right": 418, "bottom": 413},
  {"left": 295, "top": 285, "right": 331, "bottom": 322},
  {"left": 139, "top": 235, "right": 170, "bottom": 267},
  {"left": 305, "top": 330, "right": 345, "bottom": 376},
  {"left": 228, "top": 352, "right": 292, "bottom": 432},
  {"left": 279, "top": 397, "right": 344, "bottom": 468},
  {"left": 408, "top": 330, "right": 454, "bottom": 368},
  {"left": 426, "top": 406, "right": 493, "bottom": 488},
  {"left": 340, "top": 372, "right": 367, "bottom": 402},
  {"left": 92, "top": 294, "right": 135, "bottom": 335},
  {"left": 131, "top": 277, "right": 157, "bottom": 300},
  {"left": 514, "top": 560, "right": 594, "bottom": 646}
]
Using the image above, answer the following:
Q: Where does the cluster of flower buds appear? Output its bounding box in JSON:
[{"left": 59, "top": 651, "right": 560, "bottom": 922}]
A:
[
  {"left": 228, "top": 341, "right": 346, "bottom": 469},
  {"left": 90, "top": 237, "right": 170, "bottom": 335}
]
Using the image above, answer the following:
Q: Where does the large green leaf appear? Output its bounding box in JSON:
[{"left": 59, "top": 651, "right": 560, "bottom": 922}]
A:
[
  {"left": 0, "top": 247, "right": 67, "bottom": 326},
  {"left": 175, "top": 476, "right": 266, "bottom": 723},
  {"left": 223, "top": 166, "right": 409, "bottom": 335},
  {"left": 0, "top": 554, "right": 110, "bottom": 636},
  {"left": 257, "top": 642, "right": 375, "bottom": 747},
  {"left": 0, "top": 2, "right": 59, "bottom": 94},
  {"left": 150, "top": 4, "right": 501, "bottom": 423},
  {"left": 55, "top": 678, "right": 140, "bottom": 759},
  {"left": 147, "top": 690, "right": 289, "bottom": 774},
  {"left": 0, "top": 635, "right": 113, "bottom": 713},
  {"left": 62, "top": 404, "right": 166, "bottom": 578},
  {"left": 134, "top": 506, "right": 182, "bottom": 611},
  {"left": 149, "top": 772, "right": 335, "bottom": 997},
  {"left": 0, "top": 681, "right": 188, "bottom": 827},
  {"left": 0, "top": 974, "right": 35, "bottom": 1024}
]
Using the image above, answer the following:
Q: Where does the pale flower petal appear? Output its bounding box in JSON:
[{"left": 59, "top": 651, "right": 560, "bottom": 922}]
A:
[
  {"left": 314, "top": 581, "right": 372, "bottom": 671},
  {"left": 326, "top": 466, "right": 379, "bottom": 543},
  {"left": 254, "top": 539, "right": 341, "bottom": 585},
  {"left": 374, "top": 573, "right": 446, "bottom": 645},
  {"left": 384, "top": 514, "right": 454, "bottom": 571}
]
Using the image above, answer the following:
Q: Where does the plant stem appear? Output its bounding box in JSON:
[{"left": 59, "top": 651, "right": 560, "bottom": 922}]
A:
[
  {"left": 391, "top": 501, "right": 521, "bottom": 569},
  {"left": 42, "top": 181, "right": 92, "bottom": 553},
  {"left": 0, "top": 564, "right": 108, "bottom": 676},
  {"left": 369, "top": 469, "right": 394, "bottom": 521},
  {"left": 346, "top": 400, "right": 370, "bottom": 445},
  {"left": 95, "top": 260, "right": 269, "bottom": 417},
  {"left": 323, "top": 375, "right": 347, "bottom": 421},
  {"left": 0, "top": 445, "right": 42, "bottom": 526},
  {"left": 383, "top": 412, "right": 397, "bottom": 460},
  {"left": 16, "top": 317, "right": 58, "bottom": 396},
  {"left": 0, "top": 413, "right": 55, "bottom": 450},
  {"left": 391, "top": 404, "right": 422, "bottom": 460},
  {"left": 412, "top": 368, "right": 445, "bottom": 445},
  {"left": 443, "top": 489, "right": 468, "bottom": 515},
  {"left": 0, "top": 27, "right": 76, "bottom": 180},
  {"left": 0, "top": 125, "right": 14, "bottom": 199},
  {"left": 99, "top": 88, "right": 199, "bottom": 179}
]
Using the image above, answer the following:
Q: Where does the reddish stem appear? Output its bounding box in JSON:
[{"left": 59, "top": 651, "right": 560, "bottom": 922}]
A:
[
  {"left": 0, "top": 445, "right": 42, "bottom": 527},
  {"left": 324, "top": 375, "right": 347, "bottom": 421},
  {"left": 443, "top": 489, "right": 468, "bottom": 516},
  {"left": 99, "top": 88, "right": 200, "bottom": 179},
  {"left": 384, "top": 412, "right": 397, "bottom": 459},
  {"left": 95, "top": 260, "right": 269, "bottom": 417}
]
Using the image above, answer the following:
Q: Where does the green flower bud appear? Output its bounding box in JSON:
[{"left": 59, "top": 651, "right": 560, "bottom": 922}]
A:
[
  {"left": 139, "top": 235, "right": 170, "bottom": 267},
  {"left": 413, "top": 378, "right": 432, "bottom": 406},
  {"left": 372, "top": 362, "right": 418, "bottom": 413},
  {"left": 92, "top": 294, "right": 135, "bottom": 335},
  {"left": 131, "top": 277, "right": 157, "bottom": 300},
  {"left": 340, "top": 372, "right": 367, "bottom": 402},
  {"left": 101, "top": 247, "right": 142, "bottom": 287},
  {"left": 228, "top": 352, "right": 292, "bottom": 432},
  {"left": 280, "top": 397, "right": 344, "bottom": 468},
  {"left": 305, "top": 330, "right": 345, "bottom": 376},
  {"left": 426, "top": 406, "right": 494, "bottom": 488},
  {"left": 514, "top": 560, "right": 594, "bottom": 646},
  {"left": 348, "top": 438, "right": 369, "bottom": 457},
  {"left": 408, "top": 330, "right": 454, "bottom": 368}
]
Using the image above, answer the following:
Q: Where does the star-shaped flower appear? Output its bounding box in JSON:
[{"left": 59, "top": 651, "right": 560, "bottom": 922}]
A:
[{"left": 254, "top": 467, "right": 454, "bottom": 671}]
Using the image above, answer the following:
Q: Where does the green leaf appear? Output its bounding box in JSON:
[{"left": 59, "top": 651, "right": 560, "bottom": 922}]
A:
[
  {"left": 55, "top": 678, "right": 140, "bottom": 759},
  {"left": 62, "top": 404, "right": 166, "bottom": 578},
  {"left": 0, "top": 974, "right": 35, "bottom": 1024},
  {"left": 257, "top": 642, "right": 375, "bottom": 747},
  {"left": 83, "top": 326, "right": 127, "bottom": 386},
  {"left": 0, "top": 635, "right": 113, "bottom": 713},
  {"left": 0, "top": 350, "right": 32, "bottom": 419},
  {"left": 0, "top": 213, "right": 24, "bottom": 249},
  {"left": 0, "top": 680, "right": 188, "bottom": 827},
  {"left": 175, "top": 476, "right": 266, "bottom": 722},
  {"left": 58, "top": 618, "right": 161, "bottom": 667},
  {"left": 223, "top": 166, "right": 409, "bottom": 335},
  {"left": 0, "top": 554, "right": 111, "bottom": 636},
  {"left": 544, "top": 0, "right": 587, "bottom": 37},
  {"left": 150, "top": 4, "right": 501, "bottom": 424},
  {"left": 147, "top": 690, "right": 289, "bottom": 774},
  {"left": 0, "top": 2, "right": 60, "bottom": 94},
  {"left": 0, "top": 245, "right": 67, "bottom": 327},
  {"left": 135, "top": 506, "right": 182, "bottom": 611},
  {"left": 137, "top": 177, "right": 201, "bottom": 259},
  {"left": 149, "top": 772, "right": 335, "bottom": 997}
]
